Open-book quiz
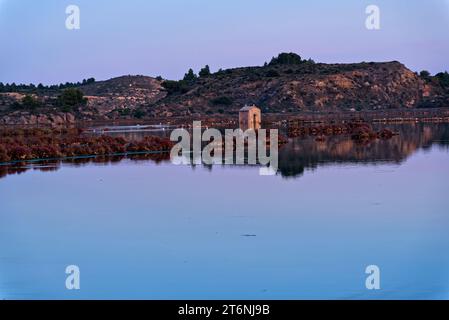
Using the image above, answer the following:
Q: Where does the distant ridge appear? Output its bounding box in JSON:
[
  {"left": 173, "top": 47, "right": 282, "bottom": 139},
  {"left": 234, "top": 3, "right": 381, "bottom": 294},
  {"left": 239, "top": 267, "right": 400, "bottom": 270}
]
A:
[{"left": 1, "top": 53, "right": 448, "bottom": 124}]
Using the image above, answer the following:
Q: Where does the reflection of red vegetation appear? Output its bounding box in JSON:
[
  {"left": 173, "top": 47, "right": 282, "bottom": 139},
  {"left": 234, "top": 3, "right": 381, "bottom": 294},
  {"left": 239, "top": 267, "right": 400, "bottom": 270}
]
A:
[
  {"left": 0, "top": 128, "right": 174, "bottom": 162},
  {"left": 128, "top": 152, "right": 171, "bottom": 163},
  {"left": 256, "top": 130, "right": 288, "bottom": 147},
  {"left": 0, "top": 164, "right": 29, "bottom": 179},
  {"left": 378, "top": 128, "right": 396, "bottom": 139},
  {"left": 288, "top": 121, "right": 398, "bottom": 144}
]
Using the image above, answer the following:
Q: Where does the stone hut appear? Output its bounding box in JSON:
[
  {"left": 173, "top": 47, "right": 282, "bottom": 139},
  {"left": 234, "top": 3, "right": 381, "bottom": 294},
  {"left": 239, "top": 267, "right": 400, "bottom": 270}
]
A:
[{"left": 239, "top": 104, "right": 261, "bottom": 131}]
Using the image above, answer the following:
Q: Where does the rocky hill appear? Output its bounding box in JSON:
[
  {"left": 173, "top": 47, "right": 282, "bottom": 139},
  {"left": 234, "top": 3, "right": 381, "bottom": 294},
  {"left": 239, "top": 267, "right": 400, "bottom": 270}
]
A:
[
  {"left": 79, "top": 75, "right": 166, "bottom": 118},
  {"left": 1, "top": 53, "right": 448, "bottom": 124},
  {"left": 153, "top": 60, "right": 430, "bottom": 117},
  {"left": 0, "top": 75, "right": 167, "bottom": 124}
]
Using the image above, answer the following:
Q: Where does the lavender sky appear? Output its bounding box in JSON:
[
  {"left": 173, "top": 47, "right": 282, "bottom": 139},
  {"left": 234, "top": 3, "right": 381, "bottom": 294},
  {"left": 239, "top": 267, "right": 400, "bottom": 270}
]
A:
[{"left": 0, "top": 0, "right": 448, "bottom": 85}]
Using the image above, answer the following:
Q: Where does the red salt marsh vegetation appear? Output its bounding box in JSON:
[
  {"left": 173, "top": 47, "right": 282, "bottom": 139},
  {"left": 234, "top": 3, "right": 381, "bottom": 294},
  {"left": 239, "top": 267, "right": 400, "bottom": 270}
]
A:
[{"left": 0, "top": 127, "right": 174, "bottom": 163}]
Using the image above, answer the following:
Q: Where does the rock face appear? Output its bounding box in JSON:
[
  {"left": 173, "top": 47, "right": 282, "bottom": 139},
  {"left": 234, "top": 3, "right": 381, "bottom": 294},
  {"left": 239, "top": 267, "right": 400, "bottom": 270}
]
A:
[
  {"left": 0, "top": 112, "right": 76, "bottom": 125},
  {"left": 1, "top": 57, "right": 448, "bottom": 124}
]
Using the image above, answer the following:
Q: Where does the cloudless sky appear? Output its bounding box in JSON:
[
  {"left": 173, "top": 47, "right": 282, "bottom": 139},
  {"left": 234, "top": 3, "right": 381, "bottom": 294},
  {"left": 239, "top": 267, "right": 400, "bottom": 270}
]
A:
[{"left": 0, "top": 0, "right": 448, "bottom": 84}]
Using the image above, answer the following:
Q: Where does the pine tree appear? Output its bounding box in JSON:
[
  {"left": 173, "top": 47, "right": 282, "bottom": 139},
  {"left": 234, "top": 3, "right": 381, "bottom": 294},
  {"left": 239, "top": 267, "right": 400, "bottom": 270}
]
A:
[
  {"left": 183, "top": 68, "right": 197, "bottom": 82},
  {"left": 199, "top": 65, "right": 211, "bottom": 77}
]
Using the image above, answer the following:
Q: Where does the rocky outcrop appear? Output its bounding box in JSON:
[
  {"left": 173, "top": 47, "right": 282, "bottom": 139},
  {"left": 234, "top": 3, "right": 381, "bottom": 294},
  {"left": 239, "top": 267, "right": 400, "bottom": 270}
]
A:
[{"left": 0, "top": 112, "right": 76, "bottom": 125}]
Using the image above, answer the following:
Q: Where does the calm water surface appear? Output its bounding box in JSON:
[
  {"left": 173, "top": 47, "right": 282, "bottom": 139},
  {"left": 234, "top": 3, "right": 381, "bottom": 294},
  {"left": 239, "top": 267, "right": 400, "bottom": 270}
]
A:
[{"left": 1, "top": 123, "right": 449, "bottom": 299}]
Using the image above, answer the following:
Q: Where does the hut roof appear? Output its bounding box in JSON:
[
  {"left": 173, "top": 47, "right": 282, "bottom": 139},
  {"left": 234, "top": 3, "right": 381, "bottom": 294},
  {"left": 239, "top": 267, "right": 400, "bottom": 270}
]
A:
[{"left": 240, "top": 104, "right": 259, "bottom": 112}]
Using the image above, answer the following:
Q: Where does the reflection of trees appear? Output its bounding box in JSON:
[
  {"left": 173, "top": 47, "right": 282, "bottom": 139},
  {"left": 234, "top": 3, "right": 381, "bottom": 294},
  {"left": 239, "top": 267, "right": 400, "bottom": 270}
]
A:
[{"left": 277, "top": 123, "right": 449, "bottom": 178}]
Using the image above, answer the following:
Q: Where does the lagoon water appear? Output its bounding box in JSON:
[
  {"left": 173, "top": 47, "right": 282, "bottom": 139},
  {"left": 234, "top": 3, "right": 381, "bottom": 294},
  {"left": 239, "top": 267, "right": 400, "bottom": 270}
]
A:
[{"left": 1, "top": 123, "right": 449, "bottom": 299}]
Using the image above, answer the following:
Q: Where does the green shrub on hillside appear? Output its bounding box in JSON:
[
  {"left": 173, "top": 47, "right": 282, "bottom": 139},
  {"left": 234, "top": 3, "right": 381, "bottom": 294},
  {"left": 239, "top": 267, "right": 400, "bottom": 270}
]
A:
[
  {"left": 21, "top": 95, "right": 41, "bottom": 110},
  {"left": 161, "top": 80, "right": 190, "bottom": 95},
  {"left": 57, "top": 88, "right": 87, "bottom": 111},
  {"left": 210, "top": 96, "right": 233, "bottom": 106},
  {"left": 435, "top": 71, "right": 449, "bottom": 88},
  {"left": 266, "top": 70, "right": 280, "bottom": 77}
]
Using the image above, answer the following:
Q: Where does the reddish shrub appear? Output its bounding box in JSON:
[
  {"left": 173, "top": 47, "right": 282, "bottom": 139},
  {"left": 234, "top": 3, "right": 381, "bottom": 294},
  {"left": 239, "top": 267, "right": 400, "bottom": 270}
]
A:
[
  {"left": 0, "top": 144, "right": 10, "bottom": 162},
  {"left": 1, "top": 127, "right": 173, "bottom": 161},
  {"left": 8, "top": 145, "right": 32, "bottom": 160}
]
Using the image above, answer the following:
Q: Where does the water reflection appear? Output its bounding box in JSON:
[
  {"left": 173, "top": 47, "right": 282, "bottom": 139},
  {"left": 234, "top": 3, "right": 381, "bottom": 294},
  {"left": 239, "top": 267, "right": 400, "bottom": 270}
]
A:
[
  {"left": 278, "top": 123, "right": 449, "bottom": 178},
  {"left": 1, "top": 123, "right": 449, "bottom": 300},
  {"left": 1, "top": 123, "right": 449, "bottom": 180}
]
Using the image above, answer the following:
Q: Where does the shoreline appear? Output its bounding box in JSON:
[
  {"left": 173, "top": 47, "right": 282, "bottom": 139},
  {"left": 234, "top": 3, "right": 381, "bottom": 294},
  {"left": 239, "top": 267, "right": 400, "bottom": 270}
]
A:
[{"left": 1, "top": 107, "right": 449, "bottom": 129}]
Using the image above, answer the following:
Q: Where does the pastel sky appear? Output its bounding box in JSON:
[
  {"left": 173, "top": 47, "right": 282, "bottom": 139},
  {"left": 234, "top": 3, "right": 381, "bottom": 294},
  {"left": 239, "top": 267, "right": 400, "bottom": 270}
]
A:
[{"left": 0, "top": 0, "right": 448, "bottom": 84}]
